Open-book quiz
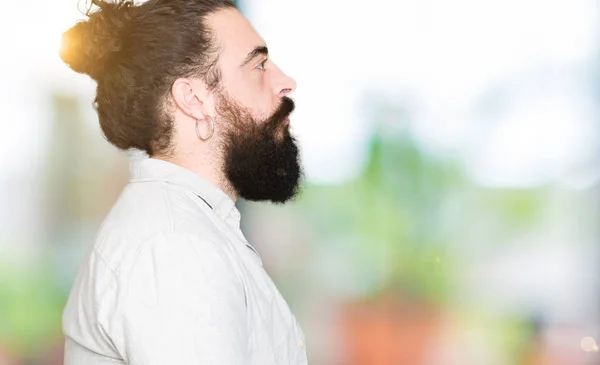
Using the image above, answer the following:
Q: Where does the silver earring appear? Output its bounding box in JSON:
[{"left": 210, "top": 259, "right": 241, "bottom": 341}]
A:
[{"left": 195, "top": 115, "right": 215, "bottom": 141}]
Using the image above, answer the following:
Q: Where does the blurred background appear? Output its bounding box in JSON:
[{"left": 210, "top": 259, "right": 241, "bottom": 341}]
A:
[{"left": 2, "top": 0, "right": 600, "bottom": 364}]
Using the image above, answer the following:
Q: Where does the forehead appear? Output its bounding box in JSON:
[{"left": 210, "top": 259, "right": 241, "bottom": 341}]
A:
[{"left": 206, "top": 8, "right": 265, "bottom": 64}]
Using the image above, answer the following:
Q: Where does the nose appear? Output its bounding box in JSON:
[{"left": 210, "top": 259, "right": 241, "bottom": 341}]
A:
[{"left": 274, "top": 65, "right": 297, "bottom": 97}]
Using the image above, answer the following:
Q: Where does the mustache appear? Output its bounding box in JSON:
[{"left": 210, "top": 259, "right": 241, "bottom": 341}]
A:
[{"left": 265, "top": 97, "right": 295, "bottom": 132}]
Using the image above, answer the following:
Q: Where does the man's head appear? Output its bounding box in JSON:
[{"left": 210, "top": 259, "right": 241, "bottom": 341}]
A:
[{"left": 60, "top": 0, "right": 301, "bottom": 203}]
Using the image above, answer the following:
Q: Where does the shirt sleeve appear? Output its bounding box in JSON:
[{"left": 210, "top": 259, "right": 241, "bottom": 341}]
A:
[{"left": 99, "top": 231, "right": 249, "bottom": 365}]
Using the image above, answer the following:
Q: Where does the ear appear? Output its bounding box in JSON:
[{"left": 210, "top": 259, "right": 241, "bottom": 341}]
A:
[{"left": 171, "top": 78, "right": 215, "bottom": 119}]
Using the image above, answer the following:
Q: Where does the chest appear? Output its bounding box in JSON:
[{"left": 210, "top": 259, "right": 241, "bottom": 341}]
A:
[
  {"left": 240, "top": 252, "right": 308, "bottom": 365},
  {"left": 215, "top": 221, "right": 308, "bottom": 364}
]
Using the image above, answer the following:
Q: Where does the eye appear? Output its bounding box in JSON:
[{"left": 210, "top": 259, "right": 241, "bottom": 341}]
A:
[{"left": 257, "top": 58, "right": 268, "bottom": 71}]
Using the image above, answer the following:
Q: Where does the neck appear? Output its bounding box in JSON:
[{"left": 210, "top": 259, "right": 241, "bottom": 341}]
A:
[{"left": 151, "top": 152, "right": 238, "bottom": 202}]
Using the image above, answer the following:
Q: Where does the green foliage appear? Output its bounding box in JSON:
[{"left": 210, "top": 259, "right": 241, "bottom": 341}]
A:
[
  {"left": 0, "top": 258, "right": 66, "bottom": 357},
  {"left": 301, "top": 130, "right": 464, "bottom": 303},
  {"left": 300, "top": 125, "right": 548, "bottom": 304}
]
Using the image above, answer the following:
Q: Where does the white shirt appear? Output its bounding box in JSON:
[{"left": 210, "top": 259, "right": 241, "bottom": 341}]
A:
[{"left": 62, "top": 157, "right": 308, "bottom": 365}]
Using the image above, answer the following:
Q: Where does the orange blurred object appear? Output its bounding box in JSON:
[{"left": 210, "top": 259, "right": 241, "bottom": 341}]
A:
[{"left": 338, "top": 295, "right": 441, "bottom": 365}]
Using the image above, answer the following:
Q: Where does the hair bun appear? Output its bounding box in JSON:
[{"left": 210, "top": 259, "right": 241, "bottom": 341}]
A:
[{"left": 60, "top": 0, "right": 135, "bottom": 80}]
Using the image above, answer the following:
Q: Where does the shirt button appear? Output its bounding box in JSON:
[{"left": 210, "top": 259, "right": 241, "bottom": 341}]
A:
[{"left": 299, "top": 340, "right": 306, "bottom": 349}]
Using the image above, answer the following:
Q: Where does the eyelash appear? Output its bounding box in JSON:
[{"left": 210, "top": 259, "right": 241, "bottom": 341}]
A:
[{"left": 257, "top": 59, "right": 268, "bottom": 71}]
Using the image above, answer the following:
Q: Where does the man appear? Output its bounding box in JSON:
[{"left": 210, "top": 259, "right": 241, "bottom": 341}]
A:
[{"left": 59, "top": 0, "right": 307, "bottom": 364}]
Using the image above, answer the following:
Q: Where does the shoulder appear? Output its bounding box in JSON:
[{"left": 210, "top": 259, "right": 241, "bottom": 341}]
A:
[
  {"left": 100, "top": 181, "right": 201, "bottom": 234},
  {"left": 96, "top": 230, "right": 245, "bottom": 317},
  {"left": 94, "top": 182, "right": 225, "bottom": 273},
  {"left": 95, "top": 229, "right": 239, "bottom": 288}
]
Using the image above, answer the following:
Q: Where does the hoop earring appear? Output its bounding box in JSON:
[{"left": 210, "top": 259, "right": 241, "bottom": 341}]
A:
[{"left": 195, "top": 115, "right": 215, "bottom": 141}]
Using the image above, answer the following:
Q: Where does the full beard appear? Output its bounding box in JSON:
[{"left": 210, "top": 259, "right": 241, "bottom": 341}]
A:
[{"left": 216, "top": 93, "right": 302, "bottom": 204}]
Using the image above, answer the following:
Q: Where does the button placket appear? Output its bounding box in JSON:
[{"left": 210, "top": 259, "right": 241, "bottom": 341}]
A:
[{"left": 225, "top": 208, "right": 263, "bottom": 267}]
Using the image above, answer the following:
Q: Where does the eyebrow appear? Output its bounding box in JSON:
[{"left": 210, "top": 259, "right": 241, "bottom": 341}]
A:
[{"left": 240, "top": 46, "right": 269, "bottom": 67}]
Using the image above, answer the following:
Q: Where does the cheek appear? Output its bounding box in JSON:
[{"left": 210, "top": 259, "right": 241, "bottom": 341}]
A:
[
  {"left": 250, "top": 71, "right": 279, "bottom": 110},
  {"left": 240, "top": 92, "right": 274, "bottom": 121},
  {"left": 224, "top": 73, "right": 276, "bottom": 119}
]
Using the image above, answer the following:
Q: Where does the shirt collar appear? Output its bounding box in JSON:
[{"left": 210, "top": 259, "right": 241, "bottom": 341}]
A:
[{"left": 129, "top": 157, "right": 240, "bottom": 225}]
